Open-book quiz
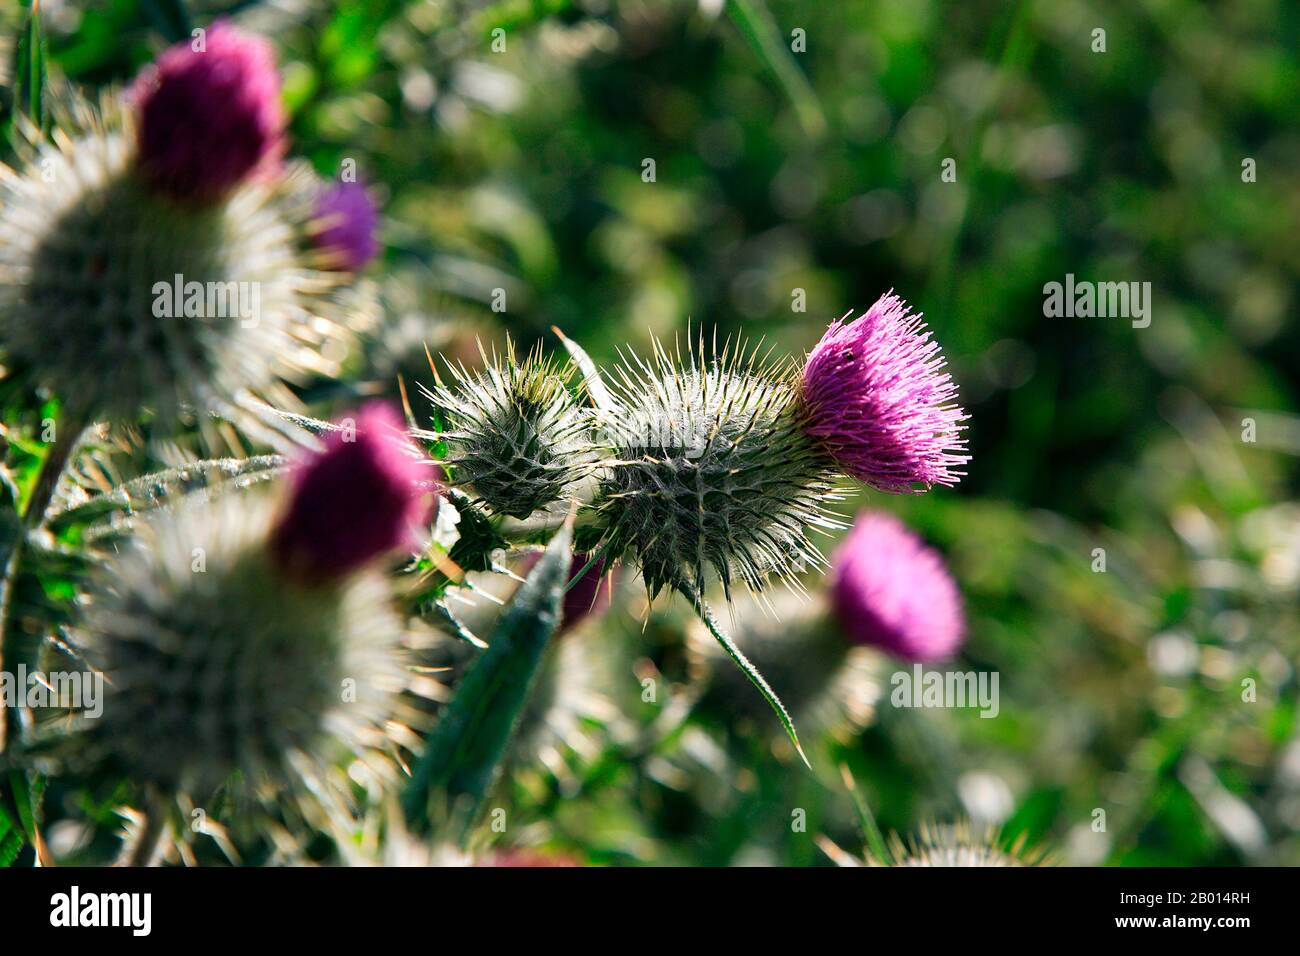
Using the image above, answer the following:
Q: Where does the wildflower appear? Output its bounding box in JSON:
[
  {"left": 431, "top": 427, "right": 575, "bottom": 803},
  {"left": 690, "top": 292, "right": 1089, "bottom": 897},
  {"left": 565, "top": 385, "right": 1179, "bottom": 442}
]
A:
[
  {"left": 133, "top": 23, "right": 286, "bottom": 203},
  {"left": 802, "top": 292, "right": 968, "bottom": 492},
  {"left": 594, "top": 337, "right": 841, "bottom": 600},
  {"left": 82, "top": 494, "right": 411, "bottom": 801},
  {"left": 0, "top": 29, "right": 334, "bottom": 427},
  {"left": 421, "top": 343, "right": 599, "bottom": 519},
  {"left": 312, "top": 180, "right": 381, "bottom": 272},
  {"left": 270, "top": 403, "right": 431, "bottom": 583},
  {"left": 829, "top": 511, "right": 965, "bottom": 662}
]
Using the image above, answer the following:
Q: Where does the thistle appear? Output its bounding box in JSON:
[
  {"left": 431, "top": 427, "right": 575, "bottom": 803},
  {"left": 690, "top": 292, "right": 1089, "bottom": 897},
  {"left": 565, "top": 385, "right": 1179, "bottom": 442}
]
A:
[
  {"left": 80, "top": 408, "right": 430, "bottom": 856},
  {"left": 801, "top": 292, "right": 969, "bottom": 492},
  {"left": 311, "top": 179, "right": 381, "bottom": 273},
  {"left": 132, "top": 22, "right": 286, "bottom": 204},
  {"left": 829, "top": 510, "right": 965, "bottom": 662},
  {"left": 592, "top": 337, "right": 842, "bottom": 600},
  {"left": 0, "top": 28, "right": 333, "bottom": 429},
  {"left": 82, "top": 494, "right": 410, "bottom": 803},
  {"left": 421, "top": 343, "right": 599, "bottom": 519},
  {"left": 271, "top": 402, "right": 432, "bottom": 583}
]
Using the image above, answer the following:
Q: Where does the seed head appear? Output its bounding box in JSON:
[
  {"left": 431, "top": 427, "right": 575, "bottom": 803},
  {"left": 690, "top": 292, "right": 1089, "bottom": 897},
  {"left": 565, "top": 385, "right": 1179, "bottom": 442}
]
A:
[{"left": 802, "top": 293, "right": 968, "bottom": 491}]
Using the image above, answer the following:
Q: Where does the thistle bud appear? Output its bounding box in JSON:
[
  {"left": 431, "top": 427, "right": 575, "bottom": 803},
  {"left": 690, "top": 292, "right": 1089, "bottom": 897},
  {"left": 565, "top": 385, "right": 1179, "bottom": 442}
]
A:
[
  {"left": 424, "top": 345, "right": 598, "bottom": 519},
  {"left": 594, "top": 340, "right": 841, "bottom": 599},
  {"left": 133, "top": 23, "right": 286, "bottom": 203},
  {"left": 312, "top": 180, "right": 380, "bottom": 272},
  {"left": 829, "top": 511, "right": 965, "bottom": 662},
  {"left": 271, "top": 403, "right": 431, "bottom": 583},
  {"left": 801, "top": 293, "right": 969, "bottom": 492}
]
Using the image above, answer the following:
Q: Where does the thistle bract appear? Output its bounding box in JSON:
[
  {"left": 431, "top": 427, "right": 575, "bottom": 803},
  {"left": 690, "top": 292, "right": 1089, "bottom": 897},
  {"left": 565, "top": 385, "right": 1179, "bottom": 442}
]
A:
[
  {"left": 594, "top": 339, "right": 841, "bottom": 599},
  {"left": 829, "top": 510, "right": 965, "bottom": 662},
  {"left": 801, "top": 292, "right": 969, "bottom": 492},
  {"left": 133, "top": 23, "right": 286, "bottom": 203},
  {"left": 83, "top": 496, "right": 408, "bottom": 799},
  {"left": 423, "top": 345, "right": 597, "bottom": 519}
]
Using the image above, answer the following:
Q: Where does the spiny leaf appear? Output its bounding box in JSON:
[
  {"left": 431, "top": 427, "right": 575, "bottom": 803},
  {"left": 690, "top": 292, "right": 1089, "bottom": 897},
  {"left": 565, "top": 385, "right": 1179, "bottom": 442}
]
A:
[
  {"left": 47, "top": 456, "right": 287, "bottom": 533},
  {"left": 403, "top": 515, "right": 573, "bottom": 837},
  {"left": 677, "top": 580, "right": 809, "bottom": 768}
]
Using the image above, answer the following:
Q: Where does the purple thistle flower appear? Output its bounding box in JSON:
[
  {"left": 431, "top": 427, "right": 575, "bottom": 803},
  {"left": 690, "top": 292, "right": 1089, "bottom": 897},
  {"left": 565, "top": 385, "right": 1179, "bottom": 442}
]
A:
[
  {"left": 271, "top": 403, "right": 431, "bottom": 584},
  {"left": 313, "top": 180, "right": 381, "bottom": 272},
  {"left": 829, "top": 511, "right": 965, "bottom": 662},
  {"left": 133, "top": 22, "right": 286, "bottom": 203},
  {"left": 561, "top": 554, "right": 616, "bottom": 634},
  {"left": 802, "top": 292, "right": 969, "bottom": 492}
]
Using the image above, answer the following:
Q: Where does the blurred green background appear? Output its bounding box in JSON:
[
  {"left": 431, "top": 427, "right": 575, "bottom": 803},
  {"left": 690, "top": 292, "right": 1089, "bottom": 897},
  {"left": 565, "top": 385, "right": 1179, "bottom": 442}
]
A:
[{"left": 8, "top": 0, "right": 1299, "bottom": 865}]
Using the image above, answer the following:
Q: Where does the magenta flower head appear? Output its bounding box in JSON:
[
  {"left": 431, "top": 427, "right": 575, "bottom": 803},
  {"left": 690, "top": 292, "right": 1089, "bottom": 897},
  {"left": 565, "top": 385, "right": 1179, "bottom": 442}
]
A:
[
  {"left": 313, "top": 180, "right": 381, "bottom": 272},
  {"left": 802, "top": 292, "right": 969, "bottom": 492},
  {"left": 560, "top": 554, "right": 616, "bottom": 634},
  {"left": 829, "top": 511, "right": 965, "bottom": 662},
  {"left": 271, "top": 403, "right": 431, "bottom": 584},
  {"left": 133, "top": 22, "right": 286, "bottom": 203}
]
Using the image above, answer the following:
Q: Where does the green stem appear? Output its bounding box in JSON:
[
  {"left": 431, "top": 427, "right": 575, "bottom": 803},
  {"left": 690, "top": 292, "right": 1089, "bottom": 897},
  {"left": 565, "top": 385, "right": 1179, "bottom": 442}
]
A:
[{"left": 674, "top": 581, "right": 809, "bottom": 768}]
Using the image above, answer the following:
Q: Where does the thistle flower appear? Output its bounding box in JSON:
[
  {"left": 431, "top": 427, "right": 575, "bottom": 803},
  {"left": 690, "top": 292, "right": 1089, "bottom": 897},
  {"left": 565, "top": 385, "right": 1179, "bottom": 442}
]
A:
[
  {"left": 421, "top": 343, "right": 599, "bottom": 519},
  {"left": 312, "top": 180, "right": 380, "bottom": 272},
  {"left": 0, "top": 96, "right": 333, "bottom": 428},
  {"left": 82, "top": 494, "right": 411, "bottom": 802},
  {"left": 133, "top": 23, "right": 286, "bottom": 203},
  {"left": 829, "top": 511, "right": 965, "bottom": 662},
  {"left": 271, "top": 403, "right": 431, "bottom": 583},
  {"left": 594, "top": 337, "right": 841, "bottom": 599},
  {"left": 560, "top": 553, "right": 616, "bottom": 634},
  {"left": 801, "top": 292, "right": 969, "bottom": 492}
]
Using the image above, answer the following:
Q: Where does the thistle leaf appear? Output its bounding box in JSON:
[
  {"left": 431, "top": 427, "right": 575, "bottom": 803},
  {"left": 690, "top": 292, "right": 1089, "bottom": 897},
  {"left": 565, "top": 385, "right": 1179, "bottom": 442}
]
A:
[
  {"left": 403, "top": 515, "right": 573, "bottom": 837},
  {"left": 677, "top": 581, "right": 809, "bottom": 768},
  {"left": 13, "top": 1, "right": 47, "bottom": 133}
]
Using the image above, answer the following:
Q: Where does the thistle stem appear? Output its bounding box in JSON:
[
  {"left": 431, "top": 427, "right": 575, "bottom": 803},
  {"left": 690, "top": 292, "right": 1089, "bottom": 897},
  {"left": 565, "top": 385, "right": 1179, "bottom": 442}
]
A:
[
  {"left": 674, "top": 580, "right": 810, "bottom": 769},
  {"left": 0, "top": 409, "right": 88, "bottom": 752}
]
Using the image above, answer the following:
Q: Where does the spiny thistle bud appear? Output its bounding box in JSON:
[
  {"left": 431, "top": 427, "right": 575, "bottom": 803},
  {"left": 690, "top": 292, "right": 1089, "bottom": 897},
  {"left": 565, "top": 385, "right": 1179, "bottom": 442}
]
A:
[
  {"left": 271, "top": 403, "right": 431, "bottom": 583},
  {"left": 801, "top": 292, "right": 969, "bottom": 492},
  {"left": 594, "top": 338, "right": 841, "bottom": 599},
  {"left": 312, "top": 180, "right": 380, "bottom": 272},
  {"left": 82, "top": 495, "right": 409, "bottom": 799},
  {"left": 829, "top": 511, "right": 965, "bottom": 662},
  {"left": 133, "top": 23, "right": 286, "bottom": 203},
  {"left": 422, "top": 344, "right": 598, "bottom": 519}
]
